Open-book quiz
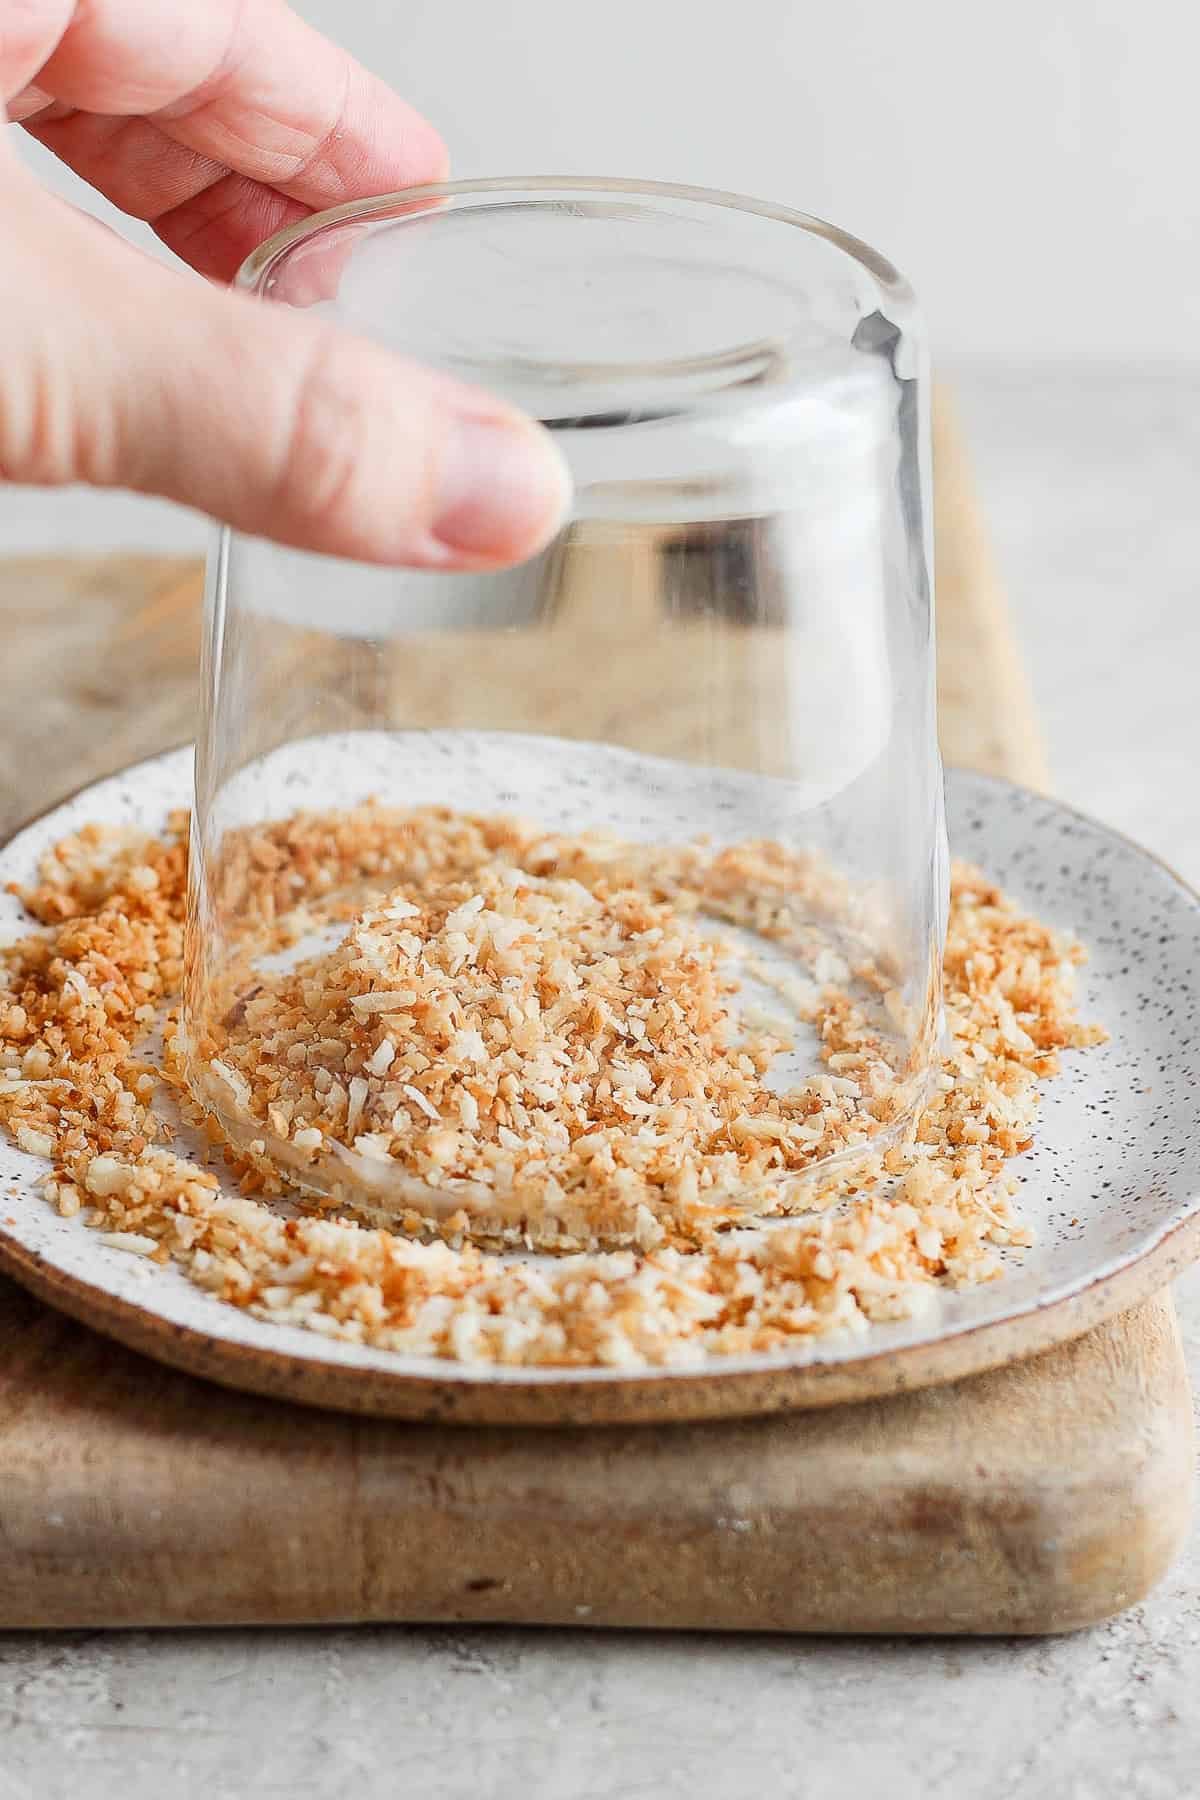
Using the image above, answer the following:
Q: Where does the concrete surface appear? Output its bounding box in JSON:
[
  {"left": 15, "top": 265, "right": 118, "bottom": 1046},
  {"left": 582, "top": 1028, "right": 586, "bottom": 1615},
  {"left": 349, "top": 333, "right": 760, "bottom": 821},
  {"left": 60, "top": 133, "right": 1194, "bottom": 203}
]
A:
[{"left": 1, "top": 362, "right": 1199, "bottom": 1798}]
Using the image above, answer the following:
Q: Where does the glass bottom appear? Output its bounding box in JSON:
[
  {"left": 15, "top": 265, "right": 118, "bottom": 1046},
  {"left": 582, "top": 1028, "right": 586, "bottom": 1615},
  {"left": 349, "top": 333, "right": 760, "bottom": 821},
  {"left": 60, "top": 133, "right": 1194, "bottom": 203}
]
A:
[{"left": 180, "top": 731, "right": 939, "bottom": 1251}]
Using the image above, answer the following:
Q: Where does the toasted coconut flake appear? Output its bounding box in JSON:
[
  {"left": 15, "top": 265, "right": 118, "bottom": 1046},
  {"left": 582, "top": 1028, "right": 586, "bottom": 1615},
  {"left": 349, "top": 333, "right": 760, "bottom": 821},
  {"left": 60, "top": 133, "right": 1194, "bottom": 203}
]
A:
[{"left": 0, "top": 803, "right": 1105, "bottom": 1370}]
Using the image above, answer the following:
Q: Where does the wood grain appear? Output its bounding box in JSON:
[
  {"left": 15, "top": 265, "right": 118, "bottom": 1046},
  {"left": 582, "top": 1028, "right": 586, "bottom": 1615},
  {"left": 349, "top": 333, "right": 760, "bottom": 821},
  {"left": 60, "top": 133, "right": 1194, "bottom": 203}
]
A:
[
  {"left": 0, "top": 392, "right": 1186, "bottom": 1634},
  {"left": 932, "top": 390, "right": 1047, "bottom": 790},
  {"left": 0, "top": 1274, "right": 1188, "bottom": 1634}
]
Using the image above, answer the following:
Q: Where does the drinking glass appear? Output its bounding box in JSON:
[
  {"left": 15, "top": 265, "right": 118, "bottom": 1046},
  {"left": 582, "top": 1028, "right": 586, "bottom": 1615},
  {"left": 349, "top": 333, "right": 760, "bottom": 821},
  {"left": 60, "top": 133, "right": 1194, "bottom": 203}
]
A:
[{"left": 181, "top": 177, "right": 947, "bottom": 1246}]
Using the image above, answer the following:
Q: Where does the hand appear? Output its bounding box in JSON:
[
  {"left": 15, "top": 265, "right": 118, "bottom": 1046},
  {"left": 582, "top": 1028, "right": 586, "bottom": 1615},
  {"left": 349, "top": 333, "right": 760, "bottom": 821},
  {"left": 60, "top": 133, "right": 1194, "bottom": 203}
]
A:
[{"left": 1, "top": 1, "right": 569, "bottom": 567}]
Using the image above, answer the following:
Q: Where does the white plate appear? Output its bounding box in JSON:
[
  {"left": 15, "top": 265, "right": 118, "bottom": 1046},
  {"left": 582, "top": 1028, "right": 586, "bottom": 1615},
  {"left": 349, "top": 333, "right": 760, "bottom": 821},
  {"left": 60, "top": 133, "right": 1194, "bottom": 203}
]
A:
[{"left": 1, "top": 748, "right": 1198, "bottom": 1425}]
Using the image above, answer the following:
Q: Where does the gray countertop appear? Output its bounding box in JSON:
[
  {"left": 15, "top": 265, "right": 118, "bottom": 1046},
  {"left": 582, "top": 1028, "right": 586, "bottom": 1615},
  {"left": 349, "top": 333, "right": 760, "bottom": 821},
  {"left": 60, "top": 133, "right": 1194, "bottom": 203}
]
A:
[{"left": 2, "top": 360, "right": 1199, "bottom": 1800}]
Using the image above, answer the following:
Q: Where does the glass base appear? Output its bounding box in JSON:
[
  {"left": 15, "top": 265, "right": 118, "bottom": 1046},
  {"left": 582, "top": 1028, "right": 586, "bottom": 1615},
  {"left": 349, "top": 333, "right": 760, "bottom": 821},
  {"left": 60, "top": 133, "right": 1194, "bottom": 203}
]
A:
[{"left": 182, "top": 731, "right": 938, "bottom": 1252}]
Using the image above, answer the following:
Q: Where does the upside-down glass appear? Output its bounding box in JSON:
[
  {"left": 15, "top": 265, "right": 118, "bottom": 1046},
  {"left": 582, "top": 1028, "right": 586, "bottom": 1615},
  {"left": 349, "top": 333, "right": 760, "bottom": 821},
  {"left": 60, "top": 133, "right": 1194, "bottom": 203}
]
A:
[{"left": 182, "top": 177, "right": 947, "bottom": 1239}]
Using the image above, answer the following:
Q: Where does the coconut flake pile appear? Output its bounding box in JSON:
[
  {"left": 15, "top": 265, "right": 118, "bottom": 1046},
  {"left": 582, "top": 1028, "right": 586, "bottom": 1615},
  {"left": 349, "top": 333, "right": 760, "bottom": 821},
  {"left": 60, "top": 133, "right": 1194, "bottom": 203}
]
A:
[
  {"left": 0, "top": 806, "right": 1105, "bottom": 1369},
  {"left": 183, "top": 847, "right": 919, "bottom": 1252}
]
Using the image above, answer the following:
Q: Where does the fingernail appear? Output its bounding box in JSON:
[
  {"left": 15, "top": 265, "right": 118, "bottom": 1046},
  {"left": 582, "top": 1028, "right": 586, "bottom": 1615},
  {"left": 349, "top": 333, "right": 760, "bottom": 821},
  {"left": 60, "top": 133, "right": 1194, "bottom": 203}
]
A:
[{"left": 434, "top": 416, "right": 571, "bottom": 560}]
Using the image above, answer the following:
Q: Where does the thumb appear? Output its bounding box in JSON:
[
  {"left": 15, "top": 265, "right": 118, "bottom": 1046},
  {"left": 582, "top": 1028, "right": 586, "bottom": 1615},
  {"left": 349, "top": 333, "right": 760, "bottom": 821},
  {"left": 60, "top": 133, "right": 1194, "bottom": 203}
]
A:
[{"left": 2, "top": 175, "right": 571, "bottom": 569}]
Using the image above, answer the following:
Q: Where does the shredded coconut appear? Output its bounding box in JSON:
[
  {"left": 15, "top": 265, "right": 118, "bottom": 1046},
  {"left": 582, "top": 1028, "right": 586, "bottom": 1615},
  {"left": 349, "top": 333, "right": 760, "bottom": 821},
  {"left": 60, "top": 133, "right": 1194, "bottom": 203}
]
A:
[{"left": 0, "top": 804, "right": 1105, "bottom": 1370}]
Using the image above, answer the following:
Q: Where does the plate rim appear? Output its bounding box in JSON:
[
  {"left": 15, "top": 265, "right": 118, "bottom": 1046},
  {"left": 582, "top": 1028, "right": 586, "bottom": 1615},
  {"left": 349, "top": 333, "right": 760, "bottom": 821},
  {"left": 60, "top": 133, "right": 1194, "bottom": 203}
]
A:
[{"left": 1, "top": 747, "right": 1198, "bottom": 1425}]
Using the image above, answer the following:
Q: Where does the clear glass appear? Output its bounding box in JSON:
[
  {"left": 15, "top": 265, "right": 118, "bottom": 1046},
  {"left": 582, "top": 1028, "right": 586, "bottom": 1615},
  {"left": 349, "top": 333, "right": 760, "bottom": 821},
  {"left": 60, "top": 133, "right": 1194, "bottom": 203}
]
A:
[{"left": 181, "top": 177, "right": 947, "bottom": 1249}]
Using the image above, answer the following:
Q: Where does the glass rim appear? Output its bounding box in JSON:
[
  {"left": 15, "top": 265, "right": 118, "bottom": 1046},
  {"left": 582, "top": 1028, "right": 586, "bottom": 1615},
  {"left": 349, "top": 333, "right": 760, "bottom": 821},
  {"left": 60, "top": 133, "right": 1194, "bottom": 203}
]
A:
[{"left": 235, "top": 174, "right": 911, "bottom": 302}]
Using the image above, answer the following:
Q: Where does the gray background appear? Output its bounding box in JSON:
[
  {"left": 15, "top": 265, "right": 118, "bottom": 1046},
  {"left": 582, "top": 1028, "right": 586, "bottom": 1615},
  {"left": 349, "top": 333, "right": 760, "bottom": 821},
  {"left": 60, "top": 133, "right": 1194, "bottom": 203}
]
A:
[
  {"left": 4, "top": 6, "right": 1200, "bottom": 1795},
  {"left": 13, "top": 0, "right": 1198, "bottom": 362}
]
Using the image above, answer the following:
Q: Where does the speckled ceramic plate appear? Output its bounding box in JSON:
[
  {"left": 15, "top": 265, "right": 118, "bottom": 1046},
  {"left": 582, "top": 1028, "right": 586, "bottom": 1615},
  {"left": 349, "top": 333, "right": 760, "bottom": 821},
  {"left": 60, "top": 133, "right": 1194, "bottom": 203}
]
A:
[{"left": 1, "top": 747, "right": 1199, "bottom": 1426}]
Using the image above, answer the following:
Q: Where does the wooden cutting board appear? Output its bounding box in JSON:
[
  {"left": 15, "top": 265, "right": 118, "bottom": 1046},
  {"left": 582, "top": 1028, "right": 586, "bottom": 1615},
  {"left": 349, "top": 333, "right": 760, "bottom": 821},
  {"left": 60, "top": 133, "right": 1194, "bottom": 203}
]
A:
[{"left": 0, "top": 393, "right": 1191, "bottom": 1634}]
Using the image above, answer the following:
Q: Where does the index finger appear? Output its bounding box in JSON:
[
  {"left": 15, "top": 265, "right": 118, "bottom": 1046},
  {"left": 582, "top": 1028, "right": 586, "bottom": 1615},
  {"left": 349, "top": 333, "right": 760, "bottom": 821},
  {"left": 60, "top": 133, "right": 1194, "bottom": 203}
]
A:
[{"left": 21, "top": 0, "right": 448, "bottom": 208}]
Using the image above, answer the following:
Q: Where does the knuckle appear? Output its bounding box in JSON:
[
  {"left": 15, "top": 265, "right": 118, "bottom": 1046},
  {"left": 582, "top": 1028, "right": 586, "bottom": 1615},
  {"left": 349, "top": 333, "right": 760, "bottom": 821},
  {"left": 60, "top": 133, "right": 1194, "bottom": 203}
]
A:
[
  {"left": 274, "top": 331, "right": 377, "bottom": 543},
  {"left": 0, "top": 180, "right": 117, "bottom": 488},
  {"left": 0, "top": 322, "right": 96, "bottom": 490}
]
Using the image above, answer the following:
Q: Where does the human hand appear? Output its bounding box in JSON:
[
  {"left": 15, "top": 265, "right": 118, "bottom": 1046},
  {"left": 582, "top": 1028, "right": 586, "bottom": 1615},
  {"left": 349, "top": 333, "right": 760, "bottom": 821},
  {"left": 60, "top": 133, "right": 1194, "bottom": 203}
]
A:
[{"left": 1, "top": 1, "right": 569, "bottom": 567}]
